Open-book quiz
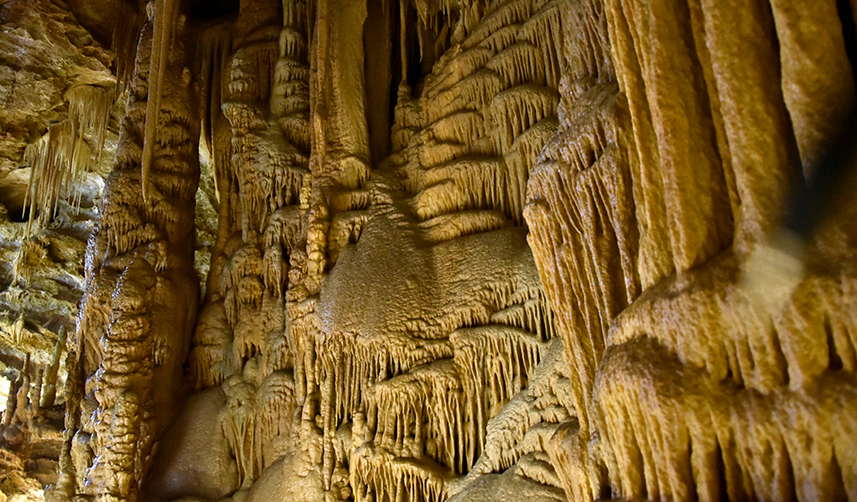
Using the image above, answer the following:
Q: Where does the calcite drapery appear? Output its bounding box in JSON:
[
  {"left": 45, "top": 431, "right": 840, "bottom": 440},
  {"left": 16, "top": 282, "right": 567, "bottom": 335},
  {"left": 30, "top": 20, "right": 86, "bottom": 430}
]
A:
[
  {"left": 526, "top": 0, "right": 857, "bottom": 501},
  {"left": 2, "top": 0, "right": 857, "bottom": 501},
  {"left": 56, "top": 4, "right": 200, "bottom": 500}
]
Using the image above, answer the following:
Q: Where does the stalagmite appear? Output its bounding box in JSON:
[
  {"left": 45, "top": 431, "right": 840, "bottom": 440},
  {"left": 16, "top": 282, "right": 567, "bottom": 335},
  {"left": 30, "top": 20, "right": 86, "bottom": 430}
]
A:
[
  {"left": 3, "top": 374, "right": 18, "bottom": 426},
  {"left": 14, "top": 355, "right": 31, "bottom": 424},
  {"left": 29, "top": 368, "right": 43, "bottom": 419},
  {"left": 41, "top": 326, "right": 67, "bottom": 408}
]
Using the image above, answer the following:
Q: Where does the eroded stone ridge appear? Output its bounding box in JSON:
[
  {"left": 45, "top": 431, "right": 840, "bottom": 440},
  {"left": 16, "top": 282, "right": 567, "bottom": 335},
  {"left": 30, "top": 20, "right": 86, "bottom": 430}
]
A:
[{"left": 0, "top": 1, "right": 854, "bottom": 502}]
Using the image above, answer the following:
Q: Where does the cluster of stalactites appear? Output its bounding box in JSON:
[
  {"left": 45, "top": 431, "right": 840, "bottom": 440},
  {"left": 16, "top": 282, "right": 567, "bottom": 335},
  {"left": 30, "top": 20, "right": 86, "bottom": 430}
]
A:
[
  {"left": 595, "top": 269, "right": 857, "bottom": 502},
  {"left": 313, "top": 282, "right": 558, "bottom": 502},
  {"left": 197, "top": 22, "right": 235, "bottom": 189},
  {"left": 22, "top": 85, "right": 113, "bottom": 237},
  {"left": 221, "top": 370, "right": 298, "bottom": 486},
  {"left": 351, "top": 445, "right": 451, "bottom": 502},
  {"left": 411, "top": 0, "right": 492, "bottom": 55},
  {"left": 392, "top": 0, "right": 562, "bottom": 238},
  {"left": 182, "top": 0, "right": 314, "bottom": 494}
]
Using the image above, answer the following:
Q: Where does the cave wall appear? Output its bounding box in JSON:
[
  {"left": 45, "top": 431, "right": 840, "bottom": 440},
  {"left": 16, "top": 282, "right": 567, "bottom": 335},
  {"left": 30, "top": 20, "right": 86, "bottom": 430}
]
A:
[
  {"left": 529, "top": 0, "right": 857, "bottom": 500},
  {"left": 0, "top": 0, "right": 855, "bottom": 501}
]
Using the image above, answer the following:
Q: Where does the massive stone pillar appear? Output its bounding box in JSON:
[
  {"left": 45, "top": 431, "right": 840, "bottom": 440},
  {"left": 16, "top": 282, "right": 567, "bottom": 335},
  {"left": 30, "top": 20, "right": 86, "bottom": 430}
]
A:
[
  {"left": 524, "top": 0, "right": 857, "bottom": 501},
  {"left": 53, "top": 3, "right": 200, "bottom": 500},
  {"left": 183, "top": 0, "right": 313, "bottom": 492}
]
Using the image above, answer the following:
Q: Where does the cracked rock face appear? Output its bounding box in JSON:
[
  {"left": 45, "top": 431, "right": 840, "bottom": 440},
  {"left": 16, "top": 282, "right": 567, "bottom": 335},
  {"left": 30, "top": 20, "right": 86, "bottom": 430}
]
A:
[{"left": 1, "top": 0, "right": 857, "bottom": 502}]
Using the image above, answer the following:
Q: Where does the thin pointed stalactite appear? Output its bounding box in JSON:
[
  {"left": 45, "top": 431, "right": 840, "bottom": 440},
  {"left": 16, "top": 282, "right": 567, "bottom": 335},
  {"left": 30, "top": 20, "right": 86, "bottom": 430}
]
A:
[
  {"left": 141, "top": 0, "right": 181, "bottom": 203},
  {"left": 21, "top": 85, "right": 113, "bottom": 237}
]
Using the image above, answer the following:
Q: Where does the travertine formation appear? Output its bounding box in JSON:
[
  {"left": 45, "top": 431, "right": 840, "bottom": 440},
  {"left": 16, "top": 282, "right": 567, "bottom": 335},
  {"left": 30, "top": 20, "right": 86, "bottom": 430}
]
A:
[{"left": 0, "top": 0, "right": 856, "bottom": 501}]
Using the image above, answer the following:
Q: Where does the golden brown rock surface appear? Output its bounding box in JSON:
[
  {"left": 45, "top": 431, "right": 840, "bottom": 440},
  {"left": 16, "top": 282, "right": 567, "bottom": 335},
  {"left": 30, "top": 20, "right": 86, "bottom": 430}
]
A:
[{"left": 0, "top": 0, "right": 855, "bottom": 502}]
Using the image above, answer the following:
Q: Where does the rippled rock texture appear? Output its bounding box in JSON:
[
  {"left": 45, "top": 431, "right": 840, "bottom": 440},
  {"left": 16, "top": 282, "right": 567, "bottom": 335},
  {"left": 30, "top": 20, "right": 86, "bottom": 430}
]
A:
[{"left": 0, "top": 0, "right": 856, "bottom": 502}]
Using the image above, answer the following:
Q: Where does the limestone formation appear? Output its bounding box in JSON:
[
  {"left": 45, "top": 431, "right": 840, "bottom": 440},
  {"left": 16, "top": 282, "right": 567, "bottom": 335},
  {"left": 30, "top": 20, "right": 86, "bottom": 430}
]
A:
[{"left": 0, "top": 0, "right": 855, "bottom": 502}]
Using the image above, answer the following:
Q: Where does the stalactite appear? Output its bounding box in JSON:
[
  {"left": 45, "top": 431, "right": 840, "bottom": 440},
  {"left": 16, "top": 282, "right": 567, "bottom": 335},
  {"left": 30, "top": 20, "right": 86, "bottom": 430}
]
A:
[
  {"left": 352, "top": 445, "right": 452, "bottom": 502},
  {"left": 220, "top": 369, "right": 298, "bottom": 487},
  {"left": 21, "top": 85, "right": 113, "bottom": 237},
  {"left": 66, "top": 86, "right": 113, "bottom": 164},
  {"left": 488, "top": 291, "right": 557, "bottom": 342},
  {"left": 596, "top": 335, "right": 857, "bottom": 502},
  {"left": 197, "top": 23, "right": 235, "bottom": 162},
  {"left": 429, "top": 110, "right": 487, "bottom": 147},
  {"left": 476, "top": 25, "right": 519, "bottom": 55},
  {"left": 141, "top": 0, "right": 182, "bottom": 203},
  {"left": 488, "top": 85, "right": 558, "bottom": 153},
  {"left": 370, "top": 360, "right": 465, "bottom": 471},
  {"left": 423, "top": 47, "right": 493, "bottom": 105},
  {"left": 418, "top": 210, "right": 508, "bottom": 243},
  {"left": 518, "top": 0, "right": 857, "bottom": 500},
  {"left": 462, "top": 0, "right": 549, "bottom": 50},
  {"left": 409, "top": 106, "right": 554, "bottom": 226},
  {"left": 112, "top": 1, "right": 143, "bottom": 95},
  {"left": 451, "top": 325, "right": 545, "bottom": 466},
  {"left": 486, "top": 42, "right": 548, "bottom": 89},
  {"left": 517, "top": 1, "right": 561, "bottom": 89},
  {"left": 502, "top": 115, "right": 557, "bottom": 220},
  {"left": 426, "top": 69, "right": 502, "bottom": 126}
]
